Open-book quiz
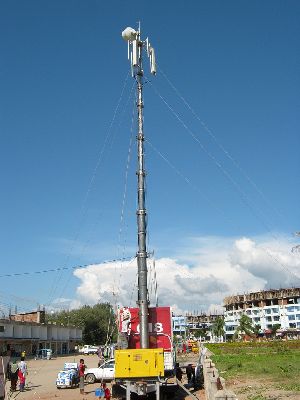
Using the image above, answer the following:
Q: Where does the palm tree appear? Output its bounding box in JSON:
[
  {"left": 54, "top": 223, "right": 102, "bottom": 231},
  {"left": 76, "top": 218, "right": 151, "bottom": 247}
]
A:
[
  {"left": 271, "top": 323, "right": 281, "bottom": 338},
  {"left": 233, "top": 314, "right": 254, "bottom": 341},
  {"left": 212, "top": 316, "right": 225, "bottom": 342}
]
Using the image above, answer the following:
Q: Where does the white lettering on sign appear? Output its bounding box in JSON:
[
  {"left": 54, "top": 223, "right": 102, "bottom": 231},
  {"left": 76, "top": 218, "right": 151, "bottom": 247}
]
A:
[{"left": 136, "top": 322, "right": 164, "bottom": 333}]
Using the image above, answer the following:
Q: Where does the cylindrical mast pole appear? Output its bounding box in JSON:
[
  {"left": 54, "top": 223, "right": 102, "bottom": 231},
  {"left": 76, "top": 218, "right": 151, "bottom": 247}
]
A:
[{"left": 135, "top": 29, "right": 149, "bottom": 349}]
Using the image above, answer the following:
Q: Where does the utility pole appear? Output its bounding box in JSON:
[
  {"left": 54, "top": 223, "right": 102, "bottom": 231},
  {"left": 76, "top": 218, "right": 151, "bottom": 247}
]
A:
[{"left": 122, "top": 25, "right": 156, "bottom": 349}]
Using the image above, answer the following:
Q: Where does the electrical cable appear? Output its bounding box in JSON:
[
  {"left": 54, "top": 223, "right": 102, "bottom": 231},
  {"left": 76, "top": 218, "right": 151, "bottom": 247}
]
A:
[
  {"left": 146, "top": 138, "right": 239, "bottom": 230},
  {"left": 0, "top": 257, "right": 133, "bottom": 279},
  {"left": 113, "top": 97, "right": 136, "bottom": 306},
  {"left": 46, "top": 70, "right": 131, "bottom": 304},
  {"left": 157, "top": 64, "right": 287, "bottom": 226},
  {"left": 147, "top": 78, "right": 296, "bottom": 254},
  {"left": 46, "top": 71, "right": 132, "bottom": 305},
  {"left": 145, "top": 139, "right": 300, "bottom": 284}
]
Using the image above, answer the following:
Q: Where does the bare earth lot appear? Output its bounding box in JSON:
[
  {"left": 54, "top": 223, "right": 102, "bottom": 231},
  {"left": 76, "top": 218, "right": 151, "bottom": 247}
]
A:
[{"left": 5, "top": 354, "right": 204, "bottom": 400}]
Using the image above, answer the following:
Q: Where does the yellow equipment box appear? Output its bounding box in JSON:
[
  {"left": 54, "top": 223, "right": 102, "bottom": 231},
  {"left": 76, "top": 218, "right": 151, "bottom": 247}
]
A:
[{"left": 115, "top": 348, "right": 165, "bottom": 378}]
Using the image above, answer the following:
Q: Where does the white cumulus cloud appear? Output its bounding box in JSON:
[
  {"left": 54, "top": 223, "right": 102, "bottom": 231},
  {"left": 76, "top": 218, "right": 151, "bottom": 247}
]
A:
[{"left": 70, "top": 235, "right": 300, "bottom": 314}]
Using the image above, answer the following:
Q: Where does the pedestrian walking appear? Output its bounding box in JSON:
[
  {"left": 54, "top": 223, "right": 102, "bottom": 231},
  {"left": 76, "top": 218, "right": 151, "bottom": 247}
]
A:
[
  {"left": 18, "top": 357, "right": 27, "bottom": 391},
  {"left": 78, "top": 358, "right": 86, "bottom": 395},
  {"left": 18, "top": 369, "right": 25, "bottom": 392},
  {"left": 8, "top": 359, "right": 19, "bottom": 392}
]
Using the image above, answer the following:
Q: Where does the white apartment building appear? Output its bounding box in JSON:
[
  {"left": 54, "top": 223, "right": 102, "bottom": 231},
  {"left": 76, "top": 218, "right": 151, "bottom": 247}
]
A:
[{"left": 223, "top": 287, "right": 300, "bottom": 338}]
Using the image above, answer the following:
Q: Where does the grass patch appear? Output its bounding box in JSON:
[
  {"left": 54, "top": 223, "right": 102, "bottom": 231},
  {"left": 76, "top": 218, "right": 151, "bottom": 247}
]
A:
[{"left": 206, "top": 341, "right": 300, "bottom": 390}]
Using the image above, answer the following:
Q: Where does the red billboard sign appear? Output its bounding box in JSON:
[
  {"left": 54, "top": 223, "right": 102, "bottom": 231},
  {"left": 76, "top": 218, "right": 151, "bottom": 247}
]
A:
[{"left": 118, "top": 306, "right": 172, "bottom": 351}]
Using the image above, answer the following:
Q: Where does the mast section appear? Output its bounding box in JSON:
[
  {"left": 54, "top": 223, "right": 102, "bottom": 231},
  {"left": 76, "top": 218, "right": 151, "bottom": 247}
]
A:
[
  {"left": 135, "top": 29, "right": 149, "bottom": 349},
  {"left": 122, "top": 24, "right": 156, "bottom": 350}
]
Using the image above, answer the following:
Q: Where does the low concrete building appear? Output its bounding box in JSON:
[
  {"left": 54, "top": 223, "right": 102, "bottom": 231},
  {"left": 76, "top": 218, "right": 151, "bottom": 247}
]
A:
[{"left": 0, "top": 311, "right": 82, "bottom": 357}]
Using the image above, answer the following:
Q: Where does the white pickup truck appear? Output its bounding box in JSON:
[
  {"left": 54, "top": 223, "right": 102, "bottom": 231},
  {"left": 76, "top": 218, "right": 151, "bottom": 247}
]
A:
[{"left": 79, "top": 345, "right": 99, "bottom": 355}]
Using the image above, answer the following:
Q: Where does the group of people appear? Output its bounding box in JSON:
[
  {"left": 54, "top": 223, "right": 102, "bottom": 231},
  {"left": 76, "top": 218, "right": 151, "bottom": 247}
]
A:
[{"left": 8, "top": 357, "right": 27, "bottom": 392}]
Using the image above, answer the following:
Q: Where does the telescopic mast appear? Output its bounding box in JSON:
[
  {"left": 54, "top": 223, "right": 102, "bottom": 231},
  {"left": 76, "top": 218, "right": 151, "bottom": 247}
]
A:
[{"left": 122, "top": 25, "right": 156, "bottom": 349}]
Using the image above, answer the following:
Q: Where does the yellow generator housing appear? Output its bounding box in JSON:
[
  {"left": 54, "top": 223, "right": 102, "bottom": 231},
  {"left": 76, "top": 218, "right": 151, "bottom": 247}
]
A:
[{"left": 115, "top": 348, "right": 165, "bottom": 379}]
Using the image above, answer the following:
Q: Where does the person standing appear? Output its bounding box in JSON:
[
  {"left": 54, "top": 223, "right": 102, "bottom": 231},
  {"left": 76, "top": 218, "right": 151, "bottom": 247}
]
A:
[
  {"left": 186, "top": 363, "right": 193, "bottom": 383},
  {"left": 175, "top": 362, "right": 183, "bottom": 382},
  {"left": 8, "top": 360, "right": 19, "bottom": 392},
  {"left": 18, "top": 357, "right": 27, "bottom": 392},
  {"left": 97, "top": 347, "right": 104, "bottom": 367},
  {"left": 78, "top": 358, "right": 86, "bottom": 395},
  {"left": 102, "top": 383, "right": 111, "bottom": 400}
]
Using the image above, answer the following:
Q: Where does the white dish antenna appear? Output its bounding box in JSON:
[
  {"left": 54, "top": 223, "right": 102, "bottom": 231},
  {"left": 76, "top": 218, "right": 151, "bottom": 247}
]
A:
[
  {"left": 122, "top": 25, "right": 156, "bottom": 76},
  {"left": 122, "top": 27, "right": 137, "bottom": 42}
]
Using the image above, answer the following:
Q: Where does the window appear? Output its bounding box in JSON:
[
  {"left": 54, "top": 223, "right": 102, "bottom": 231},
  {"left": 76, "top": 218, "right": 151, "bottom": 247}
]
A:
[
  {"left": 289, "top": 323, "right": 296, "bottom": 328},
  {"left": 296, "top": 314, "right": 300, "bottom": 320},
  {"left": 225, "top": 326, "right": 236, "bottom": 332},
  {"left": 271, "top": 308, "right": 279, "bottom": 313},
  {"left": 265, "top": 309, "right": 271, "bottom": 314},
  {"left": 273, "top": 316, "right": 280, "bottom": 321},
  {"left": 102, "top": 361, "right": 114, "bottom": 369},
  {"left": 0, "top": 326, "right": 4, "bottom": 333},
  {"left": 266, "top": 316, "right": 272, "bottom": 322},
  {"left": 288, "top": 315, "right": 295, "bottom": 321},
  {"left": 254, "top": 317, "right": 260, "bottom": 323},
  {"left": 286, "top": 306, "right": 295, "bottom": 313}
]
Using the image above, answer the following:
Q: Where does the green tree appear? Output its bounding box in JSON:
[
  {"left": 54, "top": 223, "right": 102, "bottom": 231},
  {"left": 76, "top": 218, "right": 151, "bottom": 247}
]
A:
[
  {"left": 212, "top": 316, "right": 225, "bottom": 340},
  {"left": 233, "top": 314, "right": 254, "bottom": 340},
  {"left": 253, "top": 324, "right": 261, "bottom": 337},
  {"left": 46, "top": 303, "right": 116, "bottom": 345},
  {"left": 271, "top": 323, "right": 281, "bottom": 338},
  {"left": 194, "top": 328, "right": 207, "bottom": 339}
]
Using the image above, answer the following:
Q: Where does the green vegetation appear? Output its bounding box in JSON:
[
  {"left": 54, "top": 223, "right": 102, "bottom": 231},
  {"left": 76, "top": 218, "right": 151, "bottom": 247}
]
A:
[
  {"left": 233, "top": 314, "right": 255, "bottom": 339},
  {"left": 211, "top": 316, "right": 225, "bottom": 338},
  {"left": 46, "top": 303, "right": 116, "bottom": 345},
  {"left": 206, "top": 341, "right": 300, "bottom": 395}
]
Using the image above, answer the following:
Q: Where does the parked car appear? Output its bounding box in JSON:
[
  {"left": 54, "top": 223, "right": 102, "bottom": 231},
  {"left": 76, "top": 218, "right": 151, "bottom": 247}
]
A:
[
  {"left": 79, "top": 345, "right": 99, "bottom": 355},
  {"left": 56, "top": 362, "right": 79, "bottom": 389},
  {"left": 35, "top": 348, "right": 52, "bottom": 360},
  {"left": 85, "top": 359, "right": 115, "bottom": 383}
]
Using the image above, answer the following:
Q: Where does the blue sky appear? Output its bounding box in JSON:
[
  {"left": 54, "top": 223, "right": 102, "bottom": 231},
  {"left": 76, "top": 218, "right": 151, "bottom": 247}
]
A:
[{"left": 0, "top": 1, "right": 299, "bottom": 313}]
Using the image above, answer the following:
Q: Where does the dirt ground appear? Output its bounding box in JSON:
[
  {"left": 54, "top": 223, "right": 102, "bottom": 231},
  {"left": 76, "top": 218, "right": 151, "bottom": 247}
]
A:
[
  {"left": 226, "top": 377, "right": 300, "bottom": 400},
  {"left": 5, "top": 355, "right": 205, "bottom": 400}
]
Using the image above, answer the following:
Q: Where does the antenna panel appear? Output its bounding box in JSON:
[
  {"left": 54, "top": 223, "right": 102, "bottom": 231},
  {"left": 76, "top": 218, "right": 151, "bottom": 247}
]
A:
[
  {"left": 130, "top": 51, "right": 134, "bottom": 77},
  {"left": 132, "top": 40, "right": 138, "bottom": 66},
  {"left": 150, "top": 47, "right": 156, "bottom": 75}
]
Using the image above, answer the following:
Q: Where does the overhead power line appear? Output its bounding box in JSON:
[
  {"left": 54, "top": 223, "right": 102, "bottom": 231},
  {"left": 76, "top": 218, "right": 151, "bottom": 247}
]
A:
[{"left": 0, "top": 257, "right": 133, "bottom": 279}]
